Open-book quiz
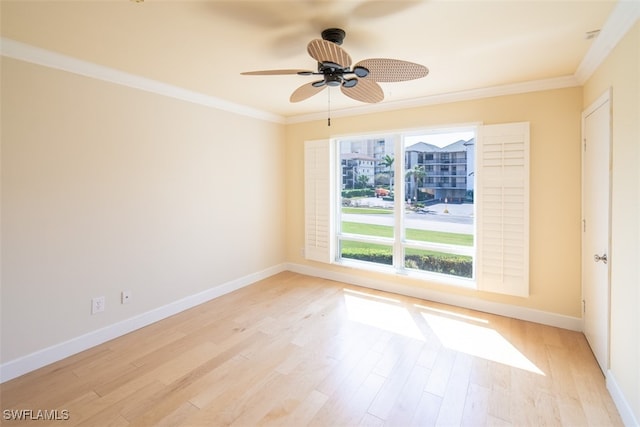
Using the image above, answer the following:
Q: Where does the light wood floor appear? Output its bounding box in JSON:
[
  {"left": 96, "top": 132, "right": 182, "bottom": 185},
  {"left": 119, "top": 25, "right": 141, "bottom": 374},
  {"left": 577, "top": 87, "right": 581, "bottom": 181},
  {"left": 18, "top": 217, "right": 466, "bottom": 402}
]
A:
[{"left": 1, "top": 272, "right": 622, "bottom": 426}]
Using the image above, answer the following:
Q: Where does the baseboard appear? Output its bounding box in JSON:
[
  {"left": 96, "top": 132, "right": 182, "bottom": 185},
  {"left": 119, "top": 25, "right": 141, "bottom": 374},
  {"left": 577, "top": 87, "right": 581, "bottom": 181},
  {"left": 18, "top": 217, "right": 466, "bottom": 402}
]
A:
[
  {"left": 0, "top": 264, "right": 286, "bottom": 383},
  {"left": 607, "top": 370, "right": 639, "bottom": 427},
  {"left": 286, "top": 262, "right": 583, "bottom": 331}
]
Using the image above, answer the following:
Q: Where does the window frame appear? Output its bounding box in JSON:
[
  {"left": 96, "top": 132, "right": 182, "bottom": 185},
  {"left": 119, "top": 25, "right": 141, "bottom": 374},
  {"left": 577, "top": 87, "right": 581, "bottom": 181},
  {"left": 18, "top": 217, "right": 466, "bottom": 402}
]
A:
[{"left": 333, "top": 127, "right": 478, "bottom": 288}]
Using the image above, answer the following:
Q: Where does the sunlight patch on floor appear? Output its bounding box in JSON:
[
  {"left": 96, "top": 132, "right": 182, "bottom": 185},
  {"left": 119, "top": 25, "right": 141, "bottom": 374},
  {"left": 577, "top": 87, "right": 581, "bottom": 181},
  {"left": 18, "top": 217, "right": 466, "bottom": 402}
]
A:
[
  {"left": 422, "top": 312, "right": 545, "bottom": 375},
  {"left": 343, "top": 290, "right": 425, "bottom": 341},
  {"left": 414, "top": 304, "right": 490, "bottom": 324}
]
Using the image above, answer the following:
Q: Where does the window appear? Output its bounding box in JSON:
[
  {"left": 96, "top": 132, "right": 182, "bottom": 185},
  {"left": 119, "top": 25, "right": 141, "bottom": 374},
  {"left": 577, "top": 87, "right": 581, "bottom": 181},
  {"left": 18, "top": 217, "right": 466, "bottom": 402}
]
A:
[
  {"left": 336, "top": 128, "right": 476, "bottom": 282},
  {"left": 305, "top": 123, "right": 530, "bottom": 296}
]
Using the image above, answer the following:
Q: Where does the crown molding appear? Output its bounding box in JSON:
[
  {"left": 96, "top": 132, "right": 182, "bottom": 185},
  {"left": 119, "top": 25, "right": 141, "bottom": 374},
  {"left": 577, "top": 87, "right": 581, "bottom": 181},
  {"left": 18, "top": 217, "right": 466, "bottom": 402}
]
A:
[
  {"left": 575, "top": 0, "right": 640, "bottom": 84},
  {"left": 0, "top": 37, "right": 285, "bottom": 124}
]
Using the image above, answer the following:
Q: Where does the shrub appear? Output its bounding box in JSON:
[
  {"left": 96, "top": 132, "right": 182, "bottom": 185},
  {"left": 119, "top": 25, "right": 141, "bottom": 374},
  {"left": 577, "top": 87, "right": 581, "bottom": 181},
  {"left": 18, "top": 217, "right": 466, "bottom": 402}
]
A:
[
  {"left": 406, "top": 254, "right": 472, "bottom": 277},
  {"left": 341, "top": 248, "right": 472, "bottom": 278},
  {"left": 341, "top": 189, "right": 375, "bottom": 198},
  {"left": 341, "top": 247, "right": 393, "bottom": 265}
]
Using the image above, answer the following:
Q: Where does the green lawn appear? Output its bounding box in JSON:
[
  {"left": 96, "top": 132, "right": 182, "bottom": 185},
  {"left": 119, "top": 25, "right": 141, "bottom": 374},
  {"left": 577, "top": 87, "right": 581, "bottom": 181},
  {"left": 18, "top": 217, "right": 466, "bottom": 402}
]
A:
[
  {"left": 342, "top": 207, "right": 393, "bottom": 215},
  {"left": 342, "top": 222, "right": 393, "bottom": 238}
]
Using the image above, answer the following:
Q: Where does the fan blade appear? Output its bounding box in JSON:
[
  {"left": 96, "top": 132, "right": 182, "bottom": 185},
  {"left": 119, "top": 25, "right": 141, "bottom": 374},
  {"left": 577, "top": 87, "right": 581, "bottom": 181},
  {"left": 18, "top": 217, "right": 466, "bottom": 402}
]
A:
[
  {"left": 341, "top": 79, "right": 384, "bottom": 103},
  {"left": 241, "top": 69, "right": 313, "bottom": 75},
  {"left": 290, "top": 82, "right": 326, "bottom": 103},
  {"left": 354, "top": 59, "right": 429, "bottom": 82},
  {"left": 307, "top": 39, "right": 352, "bottom": 68}
]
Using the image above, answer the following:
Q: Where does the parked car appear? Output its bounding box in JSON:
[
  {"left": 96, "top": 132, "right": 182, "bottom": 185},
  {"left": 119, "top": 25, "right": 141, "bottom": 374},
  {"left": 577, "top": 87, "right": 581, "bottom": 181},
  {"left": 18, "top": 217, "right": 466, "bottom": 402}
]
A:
[{"left": 375, "top": 188, "right": 390, "bottom": 197}]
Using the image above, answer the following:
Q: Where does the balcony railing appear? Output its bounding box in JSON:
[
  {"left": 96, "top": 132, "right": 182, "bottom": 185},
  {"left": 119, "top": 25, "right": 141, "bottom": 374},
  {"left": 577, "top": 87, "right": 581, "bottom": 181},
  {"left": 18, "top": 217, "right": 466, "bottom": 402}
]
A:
[{"left": 411, "top": 160, "right": 467, "bottom": 167}]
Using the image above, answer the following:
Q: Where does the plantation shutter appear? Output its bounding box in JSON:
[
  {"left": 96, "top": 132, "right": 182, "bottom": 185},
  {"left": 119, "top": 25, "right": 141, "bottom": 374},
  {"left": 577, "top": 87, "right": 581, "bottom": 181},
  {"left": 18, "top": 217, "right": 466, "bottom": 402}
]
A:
[
  {"left": 304, "top": 139, "right": 335, "bottom": 263},
  {"left": 477, "top": 122, "right": 530, "bottom": 297}
]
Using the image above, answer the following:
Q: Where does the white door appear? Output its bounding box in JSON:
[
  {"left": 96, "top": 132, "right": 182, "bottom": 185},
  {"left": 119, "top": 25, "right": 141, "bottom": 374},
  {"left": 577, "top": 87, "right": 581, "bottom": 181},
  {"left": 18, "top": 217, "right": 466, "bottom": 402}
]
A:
[{"left": 582, "top": 91, "right": 611, "bottom": 374}]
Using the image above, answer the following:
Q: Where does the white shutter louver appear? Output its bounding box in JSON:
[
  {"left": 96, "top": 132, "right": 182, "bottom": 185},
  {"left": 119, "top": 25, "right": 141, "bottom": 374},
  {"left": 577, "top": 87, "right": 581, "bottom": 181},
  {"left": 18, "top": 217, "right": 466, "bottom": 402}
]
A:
[
  {"left": 477, "top": 122, "right": 530, "bottom": 297},
  {"left": 304, "top": 139, "right": 334, "bottom": 263}
]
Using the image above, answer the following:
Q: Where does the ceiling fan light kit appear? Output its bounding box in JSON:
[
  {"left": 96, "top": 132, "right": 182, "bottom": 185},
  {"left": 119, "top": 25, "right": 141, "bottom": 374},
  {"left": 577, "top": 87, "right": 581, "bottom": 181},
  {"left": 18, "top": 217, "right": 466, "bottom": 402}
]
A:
[{"left": 241, "top": 28, "right": 429, "bottom": 105}]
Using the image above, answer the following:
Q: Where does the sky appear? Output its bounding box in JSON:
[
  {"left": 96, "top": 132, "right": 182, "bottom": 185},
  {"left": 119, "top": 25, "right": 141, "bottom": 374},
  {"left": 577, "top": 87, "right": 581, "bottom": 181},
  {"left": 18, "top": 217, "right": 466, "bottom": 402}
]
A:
[{"left": 404, "top": 130, "right": 475, "bottom": 148}]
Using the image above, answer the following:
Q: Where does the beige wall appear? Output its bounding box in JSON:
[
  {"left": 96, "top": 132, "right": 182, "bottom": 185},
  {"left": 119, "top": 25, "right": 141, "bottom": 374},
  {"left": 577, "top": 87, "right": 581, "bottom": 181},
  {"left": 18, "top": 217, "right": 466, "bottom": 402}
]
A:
[
  {"left": 1, "top": 58, "right": 286, "bottom": 363},
  {"left": 285, "top": 87, "right": 583, "bottom": 318},
  {"left": 584, "top": 22, "right": 640, "bottom": 423}
]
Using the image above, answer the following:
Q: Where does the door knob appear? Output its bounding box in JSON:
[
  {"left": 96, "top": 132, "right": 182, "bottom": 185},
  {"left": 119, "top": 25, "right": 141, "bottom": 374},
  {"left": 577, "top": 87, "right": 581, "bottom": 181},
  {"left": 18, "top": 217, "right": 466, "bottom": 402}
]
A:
[{"left": 594, "top": 253, "right": 608, "bottom": 264}]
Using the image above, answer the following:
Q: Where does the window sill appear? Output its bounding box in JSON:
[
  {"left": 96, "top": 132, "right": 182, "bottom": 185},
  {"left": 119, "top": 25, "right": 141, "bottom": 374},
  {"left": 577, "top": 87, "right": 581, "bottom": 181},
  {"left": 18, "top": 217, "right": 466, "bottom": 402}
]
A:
[{"left": 335, "top": 258, "right": 477, "bottom": 291}]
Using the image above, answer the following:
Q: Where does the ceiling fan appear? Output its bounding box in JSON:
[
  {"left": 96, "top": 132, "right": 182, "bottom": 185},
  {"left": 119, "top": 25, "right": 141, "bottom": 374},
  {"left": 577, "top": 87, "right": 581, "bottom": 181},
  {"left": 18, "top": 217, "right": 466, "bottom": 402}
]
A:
[{"left": 241, "top": 28, "right": 429, "bottom": 104}]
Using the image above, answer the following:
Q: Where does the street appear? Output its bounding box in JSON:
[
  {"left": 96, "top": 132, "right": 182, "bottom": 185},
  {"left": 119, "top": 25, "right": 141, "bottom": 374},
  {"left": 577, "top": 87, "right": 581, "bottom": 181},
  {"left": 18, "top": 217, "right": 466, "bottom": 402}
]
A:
[{"left": 343, "top": 199, "right": 474, "bottom": 234}]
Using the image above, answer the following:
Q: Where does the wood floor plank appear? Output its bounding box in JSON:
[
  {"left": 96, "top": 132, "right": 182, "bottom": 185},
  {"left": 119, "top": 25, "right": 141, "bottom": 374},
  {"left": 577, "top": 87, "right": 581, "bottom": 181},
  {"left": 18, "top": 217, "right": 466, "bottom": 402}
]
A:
[
  {"left": 367, "top": 337, "right": 424, "bottom": 420},
  {"left": 384, "top": 364, "right": 432, "bottom": 426},
  {"left": 188, "top": 335, "right": 296, "bottom": 411},
  {"left": 424, "top": 347, "right": 456, "bottom": 397},
  {"left": 76, "top": 380, "right": 166, "bottom": 427},
  {"left": 0, "top": 272, "right": 624, "bottom": 426},
  {"left": 314, "top": 328, "right": 382, "bottom": 398},
  {"left": 310, "top": 349, "right": 384, "bottom": 426},
  {"left": 319, "top": 372, "right": 386, "bottom": 427},
  {"left": 151, "top": 401, "right": 200, "bottom": 427},
  {"left": 486, "top": 375, "right": 511, "bottom": 423},
  {"left": 461, "top": 382, "right": 490, "bottom": 427},
  {"left": 532, "top": 390, "right": 563, "bottom": 426},
  {"left": 435, "top": 352, "right": 472, "bottom": 426},
  {"left": 359, "top": 413, "right": 385, "bottom": 427},
  {"left": 410, "top": 391, "right": 443, "bottom": 427},
  {"left": 63, "top": 376, "right": 161, "bottom": 425},
  {"left": 256, "top": 352, "right": 336, "bottom": 426}
]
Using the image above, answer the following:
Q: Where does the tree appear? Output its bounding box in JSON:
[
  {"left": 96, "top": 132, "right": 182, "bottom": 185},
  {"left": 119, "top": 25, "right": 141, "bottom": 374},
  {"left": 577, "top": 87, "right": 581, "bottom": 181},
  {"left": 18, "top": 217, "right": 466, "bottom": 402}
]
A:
[
  {"left": 380, "top": 154, "right": 395, "bottom": 192},
  {"left": 374, "top": 173, "right": 390, "bottom": 186},
  {"left": 356, "top": 174, "right": 370, "bottom": 189},
  {"left": 406, "top": 165, "right": 426, "bottom": 201}
]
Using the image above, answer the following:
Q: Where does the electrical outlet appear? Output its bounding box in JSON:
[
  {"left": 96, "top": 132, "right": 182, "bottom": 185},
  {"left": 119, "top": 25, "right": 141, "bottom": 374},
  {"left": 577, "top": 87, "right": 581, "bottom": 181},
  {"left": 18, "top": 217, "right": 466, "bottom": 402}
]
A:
[
  {"left": 121, "top": 290, "right": 131, "bottom": 304},
  {"left": 91, "top": 296, "right": 105, "bottom": 314}
]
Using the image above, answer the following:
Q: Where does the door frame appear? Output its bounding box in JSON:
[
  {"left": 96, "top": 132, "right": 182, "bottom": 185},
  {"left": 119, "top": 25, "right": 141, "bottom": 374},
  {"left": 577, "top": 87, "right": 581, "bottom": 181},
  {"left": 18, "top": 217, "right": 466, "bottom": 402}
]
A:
[{"left": 581, "top": 88, "right": 612, "bottom": 373}]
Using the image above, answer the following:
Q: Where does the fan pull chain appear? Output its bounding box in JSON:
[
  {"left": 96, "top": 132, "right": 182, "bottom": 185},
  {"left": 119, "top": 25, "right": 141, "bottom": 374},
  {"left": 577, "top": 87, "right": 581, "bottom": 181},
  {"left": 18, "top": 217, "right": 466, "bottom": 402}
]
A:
[{"left": 327, "top": 88, "right": 331, "bottom": 127}]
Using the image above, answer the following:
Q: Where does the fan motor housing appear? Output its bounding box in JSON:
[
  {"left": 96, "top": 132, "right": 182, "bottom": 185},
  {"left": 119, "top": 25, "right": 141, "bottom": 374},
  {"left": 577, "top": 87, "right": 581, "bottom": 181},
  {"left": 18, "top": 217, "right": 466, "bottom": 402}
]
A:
[{"left": 321, "top": 28, "right": 346, "bottom": 45}]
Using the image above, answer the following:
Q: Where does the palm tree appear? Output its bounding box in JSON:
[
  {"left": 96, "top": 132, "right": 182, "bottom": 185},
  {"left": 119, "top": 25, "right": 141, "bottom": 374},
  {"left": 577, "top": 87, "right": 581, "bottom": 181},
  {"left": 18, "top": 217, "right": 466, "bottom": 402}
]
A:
[
  {"left": 406, "top": 165, "right": 426, "bottom": 201},
  {"left": 380, "top": 154, "right": 395, "bottom": 192}
]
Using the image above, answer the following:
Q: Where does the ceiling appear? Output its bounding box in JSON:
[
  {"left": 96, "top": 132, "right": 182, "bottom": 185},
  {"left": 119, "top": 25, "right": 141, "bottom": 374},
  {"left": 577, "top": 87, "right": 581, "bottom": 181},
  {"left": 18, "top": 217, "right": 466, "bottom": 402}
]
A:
[{"left": 0, "top": 1, "right": 623, "bottom": 120}]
